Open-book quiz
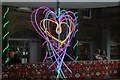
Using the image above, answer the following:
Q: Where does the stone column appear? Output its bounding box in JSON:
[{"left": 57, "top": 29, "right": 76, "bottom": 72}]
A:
[
  {"left": 106, "top": 27, "right": 111, "bottom": 60},
  {"left": 0, "top": 2, "right": 2, "bottom": 80}
]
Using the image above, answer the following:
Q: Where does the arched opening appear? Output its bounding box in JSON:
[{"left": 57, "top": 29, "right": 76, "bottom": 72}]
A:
[{"left": 8, "top": 30, "right": 44, "bottom": 63}]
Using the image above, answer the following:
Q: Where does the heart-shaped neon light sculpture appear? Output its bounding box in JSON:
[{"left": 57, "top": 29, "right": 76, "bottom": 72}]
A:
[
  {"left": 31, "top": 6, "right": 78, "bottom": 78},
  {"left": 40, "top": 18, "right": 75, "bottom": 47}
]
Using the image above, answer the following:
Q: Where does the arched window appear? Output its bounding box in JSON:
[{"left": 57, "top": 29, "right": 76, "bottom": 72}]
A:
[{"left": 8, "top": 30, "right": 40, "bottom": 63}]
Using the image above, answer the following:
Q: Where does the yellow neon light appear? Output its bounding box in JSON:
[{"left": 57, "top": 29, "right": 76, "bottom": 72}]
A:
[{"left": 39, "top": 18, "right": 75, "bottom": 47}]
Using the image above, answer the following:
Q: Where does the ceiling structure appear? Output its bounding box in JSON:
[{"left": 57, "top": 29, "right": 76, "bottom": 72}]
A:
[{"left": 2, "top": 2, "right": 120, "bottom": 9}]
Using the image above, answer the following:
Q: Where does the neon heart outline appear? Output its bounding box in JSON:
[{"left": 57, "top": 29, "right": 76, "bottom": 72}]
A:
[
  {"left": 31, "top": 6, "right": 78, "bottom": 78},
  {"left": 31, "top": 6, "right": 77, "bottom": 46},
  {"left": 39, "top": 18, "right": 75, "bottom": 47}
]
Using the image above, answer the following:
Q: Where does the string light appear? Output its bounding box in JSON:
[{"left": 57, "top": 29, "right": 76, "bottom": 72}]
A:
[
  {"left": 75, "top": 56, "right": 78, "bottom": 61},
  {"left": 3, "top": 7, "right": 9, "bottom": 19},
  {"left": 75, "top": 12, "right": 78, "bottom": 15},
  {"left": 74, "top": 29, "right": 78, "bottom": 37},
  {"left": 2, "top": 32, "right": 9, "bottom": 40},
  {"left": 73, "top": 40, "right": 78, "bottom": 49},
  {"left": 5, "top": 57, "right": 10, "bottom": 63},
  {"left": 3, "top": 21, "right": 10, "bottom": 28},
  {"left": 2, "top": 44, "right": 9, "bottom": 54},
  {"left": 2, "top": 7, "right": 10, "bottom": 63}
]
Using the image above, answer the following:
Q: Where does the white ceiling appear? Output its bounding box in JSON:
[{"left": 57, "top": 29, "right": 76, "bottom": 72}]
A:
[
  {"left": 1, "top": 0, "right": 120, "bottom": 2},
  {"left": 2, "top": 1, "right": 120, "bottom": 8}
]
